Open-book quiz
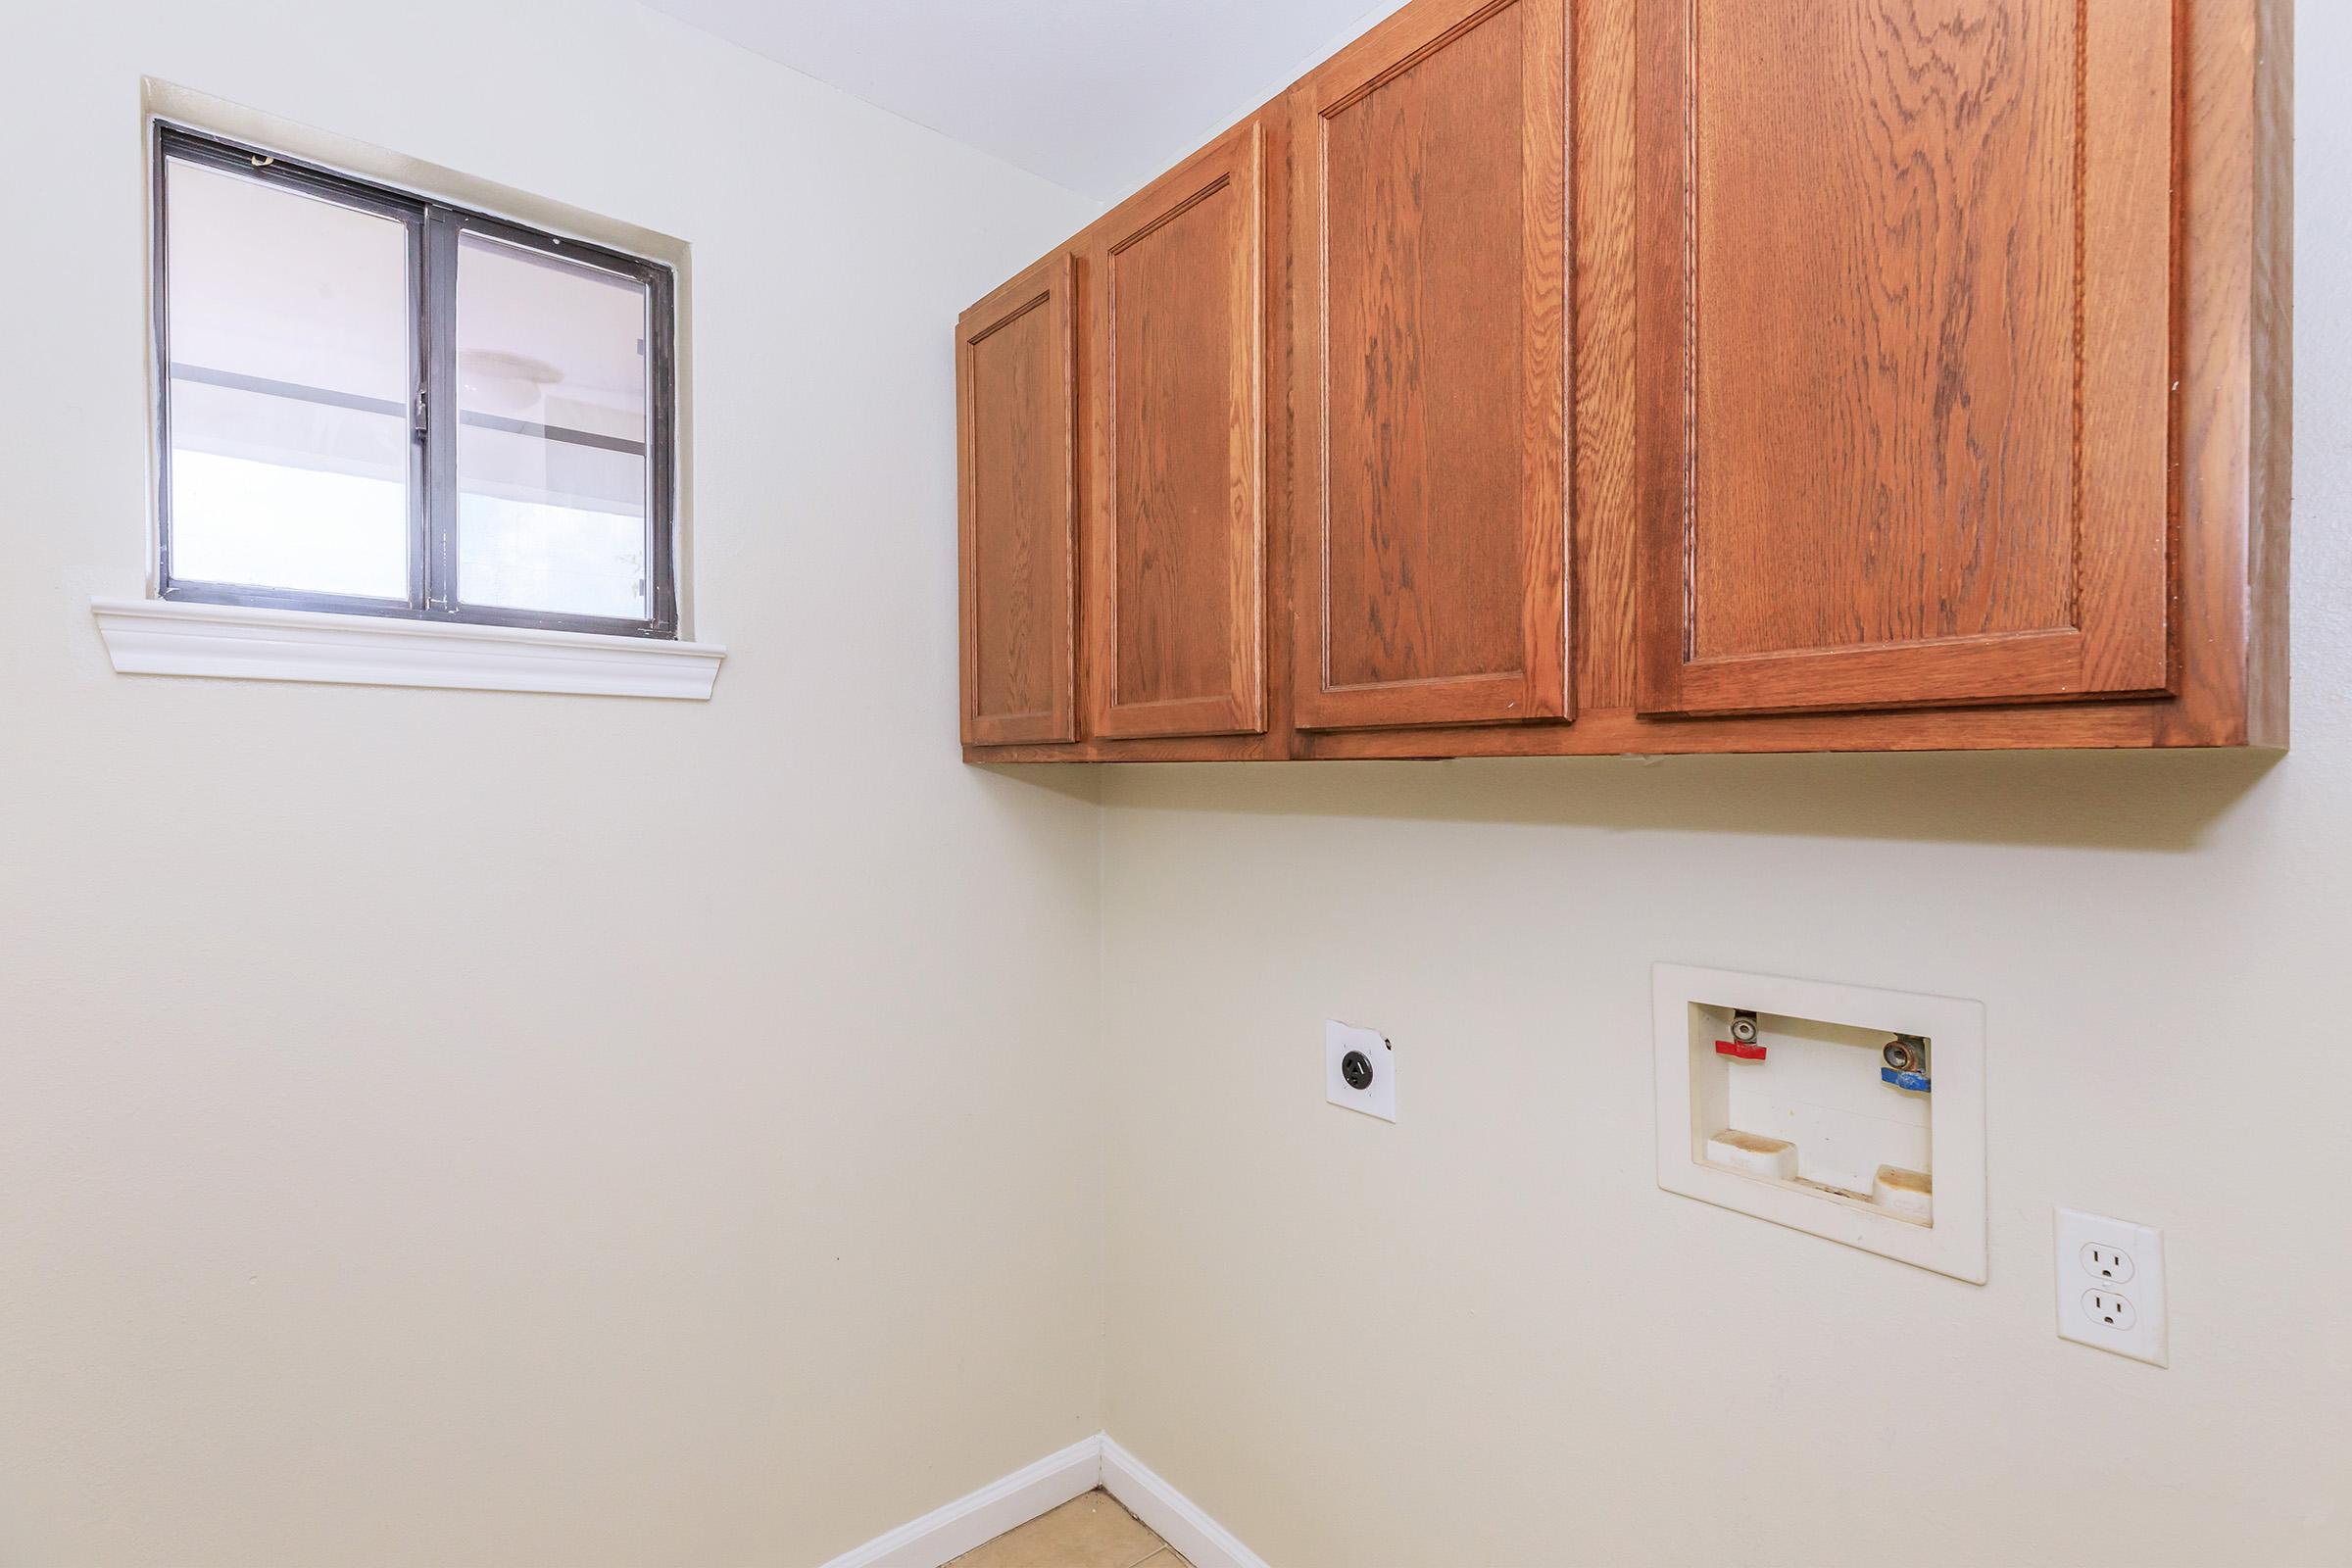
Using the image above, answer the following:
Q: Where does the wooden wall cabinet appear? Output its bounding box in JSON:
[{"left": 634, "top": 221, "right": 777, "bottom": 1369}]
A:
[{"left": 957, "top": 0, "right": 2288, "bottom": 763}]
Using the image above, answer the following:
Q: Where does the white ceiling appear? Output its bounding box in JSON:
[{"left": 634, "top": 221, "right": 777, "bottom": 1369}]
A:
[{"left": 638, "top": 0, "right": 1408, "bottom": 202}]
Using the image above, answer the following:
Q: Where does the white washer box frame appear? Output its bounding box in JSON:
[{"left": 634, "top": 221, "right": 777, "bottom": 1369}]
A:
[{"left": 1652, "top": 962, "right": 1987, "bottom": 1283}]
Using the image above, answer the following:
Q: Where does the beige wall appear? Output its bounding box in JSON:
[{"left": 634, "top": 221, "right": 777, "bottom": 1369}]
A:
[
  {"left": 1098, "top": 12, "right": 2349, "bottom": 1568},
  {"left": 0, "top": 3, "right": 1103, "bottom": 1564},
  {"left": 7, "top": 3, "right": 2346, "bottom": 1566}
]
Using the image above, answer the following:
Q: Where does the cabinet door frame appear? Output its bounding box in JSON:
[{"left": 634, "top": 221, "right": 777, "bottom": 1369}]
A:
[
  {"left": 1635, "top": 0, "right": 2180, "bottom": 718},
  {"left": 957, "top": 254, "right": 1080, "bottom": 746},
  {"left": 1085, "top": 122, "right": 1267, "bottom": 740},
  {"left": 1291, "top": 0, "right": 1573, "bottom": 732}
]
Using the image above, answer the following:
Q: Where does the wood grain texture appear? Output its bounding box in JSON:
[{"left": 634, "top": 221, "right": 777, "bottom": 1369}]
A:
[
  {"left": 982, "top": 697, "right": 2161, "bottom": 762},
  {"left": 1636, "top": 0, "right": 2179, "bottom": 717},
  {"left": 2158, "top": 0, "right": 2292, "bottom": 748},
  {"left": 958, "top": 0, "right": 2282, "bottom": 765},
  {"left": 1291, "top": 0, "right": 1572, "bottom": 731},
  {"left": 1573, "top": 0, "right": 1640, "bottom": 711},
  {"left": 1085, "top": 122, "right": 1266, "bottom": 740},
  {"left": 957, "top": 255, "right": 1078, "bottom": 746},
  {"left": 2245, "top": 0, "right": 2293, "bottom": 748}
]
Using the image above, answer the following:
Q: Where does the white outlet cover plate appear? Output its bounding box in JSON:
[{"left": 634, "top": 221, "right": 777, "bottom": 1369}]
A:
[
  {"left": 1653, "top": 962, "right": 1987, "bottom": 1283},
  {"left": 1325, "top": 1019, "right": 1396, "bottom": 1122},
  {"left": 2055, "top": 1207, "right": 2168, "bottom": 1366}
]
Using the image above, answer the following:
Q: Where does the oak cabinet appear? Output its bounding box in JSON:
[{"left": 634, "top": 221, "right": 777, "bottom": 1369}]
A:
[
  {"left": 1085, "top": 122, "right": 1267, "bottom": 740},
  {"left": 957, "top": 255, "right": 1078, "bottom": 746},
  {"left": 1636, "top": 0, "right": 2176, "bottom": 718},
  {"left": 956, "top": 0, "right": 2286, "bottom": 762},
  {"left": 1292, "top": 0, "right": 1570, "bottom": 731}
]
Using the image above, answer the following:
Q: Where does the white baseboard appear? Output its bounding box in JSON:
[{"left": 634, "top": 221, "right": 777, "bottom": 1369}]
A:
[
  {"left": 1099, "top": 1437, "right": 1272, "bottom": 1568},
  {"left": 814, "top": 1433, "right": 1269, "bottom": 1568},
  {"left": 815, "top": 1436, "right": 1102, "bottom": 1568}
]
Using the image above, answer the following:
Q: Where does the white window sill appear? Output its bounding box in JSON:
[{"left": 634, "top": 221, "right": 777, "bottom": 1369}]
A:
[{"left": 91, "top": 597, "right": 725, "bottom": 700}]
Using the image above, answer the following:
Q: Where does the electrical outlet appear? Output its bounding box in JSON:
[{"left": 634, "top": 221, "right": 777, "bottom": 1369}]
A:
[
  {"left": 1324, "top": 1019, "right": 1396, "bottom": 1123},
  {"left": 2056, "top": 1208, "right": 2167, "bottom": 1366}
]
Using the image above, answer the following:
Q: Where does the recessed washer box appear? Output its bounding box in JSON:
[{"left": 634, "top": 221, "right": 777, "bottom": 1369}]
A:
[{"left": 1652, "top": 963, "right": 1986, "bottom": 1283}]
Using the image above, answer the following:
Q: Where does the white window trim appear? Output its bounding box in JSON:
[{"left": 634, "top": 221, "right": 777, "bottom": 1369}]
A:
[{"left": 92, "top": 596, "right": 724, "bottom": 700}]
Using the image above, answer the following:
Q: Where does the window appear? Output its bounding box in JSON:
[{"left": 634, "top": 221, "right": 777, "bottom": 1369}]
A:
[{"left": 153, "top": 125, "right": 677, "bottom": 638}]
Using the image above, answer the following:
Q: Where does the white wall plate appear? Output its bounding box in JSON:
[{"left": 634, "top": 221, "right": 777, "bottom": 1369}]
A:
[
  {"left": 1324, "top": 1019, "right": 1396, "bottom": 1122},
  {"left": 1652, "top": 963, "right": 1987, "bottom": 1283},
  {"left": 2055, "top": 1207, "right": 2168, "bottom": 1366}
]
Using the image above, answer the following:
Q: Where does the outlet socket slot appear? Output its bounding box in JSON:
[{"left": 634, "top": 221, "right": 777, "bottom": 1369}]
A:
[{"left": 2082, "top": 1243, "right": 2135, "bottom": 1284}]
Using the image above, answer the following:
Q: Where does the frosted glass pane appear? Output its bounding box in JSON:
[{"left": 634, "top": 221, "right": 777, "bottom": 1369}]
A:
[
  {"left": 456, "top": 232, "right": 651, "bottom": 618},
  {"left": 164, "top": 156, "right": 412, "bottom": 598}
]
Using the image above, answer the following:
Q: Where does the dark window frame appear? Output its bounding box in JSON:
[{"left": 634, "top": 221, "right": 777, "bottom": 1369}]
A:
[{"left": 152, "top": 123, "right": 680, "bottom": 640}]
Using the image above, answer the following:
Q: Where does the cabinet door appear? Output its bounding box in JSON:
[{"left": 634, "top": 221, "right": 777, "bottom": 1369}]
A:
[
  {"left": 1086, "top": 122, "right": 1266, "bottom": 739},
  {"left": 958, "top": 255, "right": 1078, "bottom": 746},
  {"left": 1637, "top": 1, "right": 2176, "bottom": 716},
  {"left": 1292, "top": 0, "right": 1571, "bottom": 731}
]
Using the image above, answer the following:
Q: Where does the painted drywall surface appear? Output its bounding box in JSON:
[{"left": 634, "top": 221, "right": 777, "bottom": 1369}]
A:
[
  {"left": 1097, "top": 22, "right": 2352, "bottom": 1568},
  {"left": 637, "top": 0, "right": 1412, "bottom": 203},
  {"left": 0, "top": 4, "right": 1101, "bottom": 1564}
]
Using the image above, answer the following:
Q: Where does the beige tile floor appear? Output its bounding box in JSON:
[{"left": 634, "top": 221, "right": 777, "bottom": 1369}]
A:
[{"left": 948, "top": 1491, "right": 1190, "bottom": 1568}]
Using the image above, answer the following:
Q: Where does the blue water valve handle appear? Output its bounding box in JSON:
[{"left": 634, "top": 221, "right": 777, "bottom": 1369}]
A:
[{"left": 1881, "top": 1065, "right": 1932, "bottom": 1094}]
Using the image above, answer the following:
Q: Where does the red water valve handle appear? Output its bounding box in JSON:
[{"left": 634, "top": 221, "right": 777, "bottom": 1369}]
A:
[{"left": 1715, "top": 1040, "right": 1767, "bottom": 1061}]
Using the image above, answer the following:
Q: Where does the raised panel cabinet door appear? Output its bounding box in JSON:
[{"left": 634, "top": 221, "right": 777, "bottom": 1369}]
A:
[
  {"left": 1293, "top": 0, "right": 1572, "bottom": 731},
  {"left": 1087, "top": 122, "right": 1266, "bottom": 739},
  {"left": 1636, "top": 1, "right": 2178, "bottom": 716},
  {"left": 958, "top": 255, "right": 1079, "bottom": 746}
]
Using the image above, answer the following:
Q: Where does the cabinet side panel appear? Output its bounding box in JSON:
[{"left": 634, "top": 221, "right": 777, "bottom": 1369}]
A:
[
  {"left": 2246, "top": 0, "right": 2293, "bottom": 748},
  {"left": 2160, "top": 0, "right": 2291, "bottom": 747}
]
